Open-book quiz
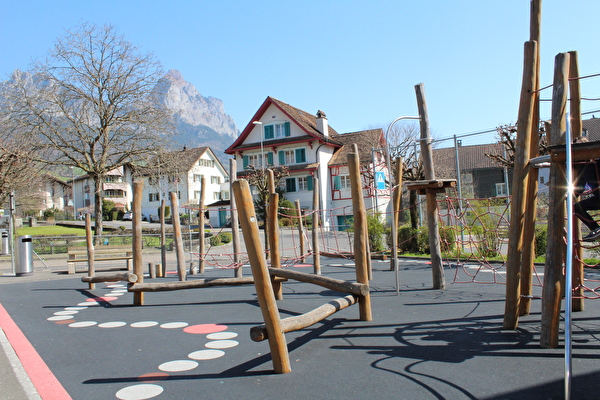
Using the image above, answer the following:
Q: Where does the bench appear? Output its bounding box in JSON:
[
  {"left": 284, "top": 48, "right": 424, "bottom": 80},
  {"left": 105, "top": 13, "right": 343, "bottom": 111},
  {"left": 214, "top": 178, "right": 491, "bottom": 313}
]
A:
[{"left": 67, "top": 245, "right": 133, "bottom": 274}]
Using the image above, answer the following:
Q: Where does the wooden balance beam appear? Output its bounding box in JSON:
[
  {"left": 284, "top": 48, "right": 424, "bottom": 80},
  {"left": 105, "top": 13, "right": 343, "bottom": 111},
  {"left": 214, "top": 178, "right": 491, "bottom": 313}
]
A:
[{"left": 81, "top": 273, "right": 138, "bottom": 284}]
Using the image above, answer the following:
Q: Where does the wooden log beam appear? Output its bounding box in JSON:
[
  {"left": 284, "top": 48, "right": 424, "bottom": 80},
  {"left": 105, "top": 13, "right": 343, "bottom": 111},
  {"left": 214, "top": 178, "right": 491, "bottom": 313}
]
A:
[
  {"left": 82, "top": 273, "right": 138, "bottom": 284},
  {"left": 250, "top": 295, "right": 358, "bottom": 342},
  {"left": 233, "top": 179, "right": 291, "bottom": 374},
  {"left": 267, "top": 268, "right": 369, "bottom": 297},
  {"left": 312, "top": 177, "right": 321, "bottom": 275}
]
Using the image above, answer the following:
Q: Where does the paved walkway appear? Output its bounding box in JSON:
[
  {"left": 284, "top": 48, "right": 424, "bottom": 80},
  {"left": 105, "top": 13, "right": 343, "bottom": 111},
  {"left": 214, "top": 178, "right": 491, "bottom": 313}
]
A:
[{"left": 1, "top": 253, "right": 600, "bottom": 399}]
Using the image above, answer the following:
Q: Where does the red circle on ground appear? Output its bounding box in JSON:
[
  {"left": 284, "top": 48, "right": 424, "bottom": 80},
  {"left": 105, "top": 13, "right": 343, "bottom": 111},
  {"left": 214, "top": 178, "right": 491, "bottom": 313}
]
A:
[
  {"left": 138, "top": 372, "right": 169, "bottom": 383},
  {"left": 294, "top": 264, "right": 313, "bottom": 268},
  {"left": 183, "top": 324, "right": 228, "bottom": 334},
  {"left": 86, "top": 296, "right": 118, "bottom": 302}
]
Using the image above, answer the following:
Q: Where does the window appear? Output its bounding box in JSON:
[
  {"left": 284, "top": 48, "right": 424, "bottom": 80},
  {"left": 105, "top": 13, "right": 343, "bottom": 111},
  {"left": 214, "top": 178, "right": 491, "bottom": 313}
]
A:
[
  {"left": 105, "top": 175, "right": 123, "bottom": 183},
  {"left": 264, "top": 122, "right": 291, "bottom": 139},
  {"left": 211, "top": 176, "right": 221, "bottom": 184},
  {"left": 278, "top": 148, "right": 306, "bottom": 165},
  {"left": 248, "top": 154, "right": 262, "bottom": 167},
  {"left": 286, "top": 176, "right": 313, "bottom": 192},
  {"left": 149, "top": 193, "right": 160, "bottom": 202},
  {"left": 193, "top": 174, "right": 204, "bottom": 183},
  {"left": 495, "top": 183, "right": 507, "bottom": 196},
  {"left": 104, "top": 189, "right": 125, "bottom": 197},
  {"left": 199, "top": 159, "right": 214, "bottom": 168},
  {"left": 213, "top": 192, "right": 220, "bottom": 200}
]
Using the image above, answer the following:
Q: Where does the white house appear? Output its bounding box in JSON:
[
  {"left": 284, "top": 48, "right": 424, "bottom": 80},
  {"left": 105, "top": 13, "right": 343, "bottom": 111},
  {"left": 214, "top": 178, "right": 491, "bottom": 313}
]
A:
[
  {"left": 225, "top": 96, "right": 390, "bottom": 230},
  {"left": 72, "top": 165, "right": 134, "bottom": 217},
  {"left": 140, "top": 146, "right": 229, "bottom": 220}
]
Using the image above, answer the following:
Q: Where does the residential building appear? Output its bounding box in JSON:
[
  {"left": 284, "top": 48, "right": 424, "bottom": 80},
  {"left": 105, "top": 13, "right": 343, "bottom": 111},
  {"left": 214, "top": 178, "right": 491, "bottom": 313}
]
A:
[
  {"left": 140, "top": 146, "right": 229, "bottom": 220},
  {"left": 72, "top": 165, "right": 134, "bottom": 217},
  {"left": 225, "top": 96, "right": 389, "bottom": 230}
]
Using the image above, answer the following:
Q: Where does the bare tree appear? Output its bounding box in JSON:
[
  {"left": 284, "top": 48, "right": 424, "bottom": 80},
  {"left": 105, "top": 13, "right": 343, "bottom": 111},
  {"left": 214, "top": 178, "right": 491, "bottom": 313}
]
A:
[
  {"left": 485, "top": 122, "right": 547, "bottom": 168},
  {"left": 5, "top": 23, "right": 173, "bottom": 236},
  {"left": 386, "top": 123, "right": 424, "bottom": 230}
]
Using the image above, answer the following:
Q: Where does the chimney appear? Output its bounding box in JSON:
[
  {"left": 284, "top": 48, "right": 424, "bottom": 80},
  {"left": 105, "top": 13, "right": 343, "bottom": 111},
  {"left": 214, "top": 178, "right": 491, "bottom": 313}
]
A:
[{"left": 316, "top": 110, "right": 328, "bottom": 138}]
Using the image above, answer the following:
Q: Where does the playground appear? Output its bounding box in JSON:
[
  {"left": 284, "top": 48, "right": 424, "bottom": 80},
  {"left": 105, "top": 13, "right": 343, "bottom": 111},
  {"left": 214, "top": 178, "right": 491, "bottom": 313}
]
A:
[{"left": 2, "top": 256, "right": 600, "bottom": 400}]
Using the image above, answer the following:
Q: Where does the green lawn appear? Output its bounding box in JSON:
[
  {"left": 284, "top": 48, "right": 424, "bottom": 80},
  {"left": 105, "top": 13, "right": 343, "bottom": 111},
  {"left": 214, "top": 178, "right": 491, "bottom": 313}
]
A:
[{"left": 16, "top": 226, "right": 86, "bottom": 236}]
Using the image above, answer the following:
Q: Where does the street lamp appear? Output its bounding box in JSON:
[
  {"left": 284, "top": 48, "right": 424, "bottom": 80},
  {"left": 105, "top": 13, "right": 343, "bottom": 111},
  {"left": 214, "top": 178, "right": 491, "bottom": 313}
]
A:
[
  {"left": 252, "top": 121, "right": 264, "bottom": 169},
  {"left": 385, "top": 116, "right": 420, "bottom": 294}
]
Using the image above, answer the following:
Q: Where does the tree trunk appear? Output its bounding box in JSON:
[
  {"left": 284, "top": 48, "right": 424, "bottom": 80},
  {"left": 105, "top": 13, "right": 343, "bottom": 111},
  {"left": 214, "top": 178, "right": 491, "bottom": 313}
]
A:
[{"left": 93, "top": 175, "right": 104, "bottom": 244}]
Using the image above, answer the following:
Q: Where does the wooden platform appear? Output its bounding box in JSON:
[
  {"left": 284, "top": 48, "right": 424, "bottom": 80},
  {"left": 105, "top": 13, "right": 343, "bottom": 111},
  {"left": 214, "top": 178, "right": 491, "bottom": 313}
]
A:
[{"left": 404, "top": 179, "right": 456, "bottom": 194}]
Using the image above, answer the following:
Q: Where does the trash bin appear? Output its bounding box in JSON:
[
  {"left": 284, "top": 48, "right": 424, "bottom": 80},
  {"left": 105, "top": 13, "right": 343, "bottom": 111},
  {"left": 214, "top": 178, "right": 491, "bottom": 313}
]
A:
[
  {"left": 16, "top": 235, "right": 33, "bottom": 276},
  {"left": 1, "top": 231, "right": 8, "bottom": 256}
]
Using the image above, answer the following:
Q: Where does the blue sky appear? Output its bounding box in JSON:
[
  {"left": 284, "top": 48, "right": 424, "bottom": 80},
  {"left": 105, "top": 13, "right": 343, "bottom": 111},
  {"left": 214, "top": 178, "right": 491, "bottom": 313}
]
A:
[{"left": 2, "top": 1, "right": 599, "bottom": 147}]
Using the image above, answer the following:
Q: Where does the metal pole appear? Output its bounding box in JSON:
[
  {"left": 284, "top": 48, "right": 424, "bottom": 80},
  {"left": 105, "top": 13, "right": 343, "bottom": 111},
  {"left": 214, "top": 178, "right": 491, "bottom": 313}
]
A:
[
  {"left": 564, "top": 115, "right": 573, "bottom": 400},
  {"left": 385, "top": 116, "right": 420, "bottom": 294},
  {"left": 453, "top": 135, "right": 465, "bottom": 251}
]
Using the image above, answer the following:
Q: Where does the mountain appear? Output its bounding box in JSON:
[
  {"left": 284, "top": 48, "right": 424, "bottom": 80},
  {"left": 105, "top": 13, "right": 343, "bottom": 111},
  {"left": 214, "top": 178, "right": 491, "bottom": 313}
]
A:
[{"left": 154, "top": 70, "right": 239, "bottom": 161}]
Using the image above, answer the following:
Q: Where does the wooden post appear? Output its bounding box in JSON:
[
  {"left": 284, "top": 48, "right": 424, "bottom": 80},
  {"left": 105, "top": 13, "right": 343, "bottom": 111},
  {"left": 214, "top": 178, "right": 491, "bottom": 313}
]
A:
[
  {"left": 540, "top": 52, "right": 570, "bottom": 348},
  {"left": 390, "top": 157, "right": 403, "bottom": 271},
  {"left": 569, "top": 50, "right": 585, "bottom": 312},
  {"left": 149, "top": 263, "right": 156, "bottom": 279},
  {"left": 132, "top": 181, "right": 144, "bottom": 305},
  {"left": 171, "top": 192, "right": 187, "bottom": 281},
  {"left": 519, "top": 0, "right": 542, "bottom": 317},
  {"left": 160, "top": 199, "right": 167, "bottom": 277},
  {"left": 295, "top": 199, "right": 306, "bottom": 256},
  {"left": 415, "top": 83, "right": 445, "bottom": 289},
  {"left": 198, "top": 176, "right": 206, "bottom": 274},
  {"left": 268, "top": 192, "right": 283, "bottom": 300},
  {"left": 85, "top": 213, "right": 95, "bottom": 290},
  {"left": 503, "top": 40, "right": 538, "bottom": 330},
  {"left": 232, "top": 179, "right": 290, "bottom": 374},
  {"left": 230, "top": 159, "right": 242, "bottom": 278},
  {"left": 312, "top": 177, "right": 321, "bottom": 275},
  {"left": 347, "top": 151, "right": 372, "bottom": 321}
]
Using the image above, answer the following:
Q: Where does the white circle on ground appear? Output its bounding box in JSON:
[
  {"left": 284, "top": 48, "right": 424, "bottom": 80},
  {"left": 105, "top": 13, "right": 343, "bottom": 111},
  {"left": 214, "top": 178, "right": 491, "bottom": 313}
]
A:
[
  {"left": 328, "top": 264, "right": 345, "bottom": 267},
  {"left": 160, "top": 322, "right": 188, "bottom": 329},
  {"left": 109, "top": 292, "right": 125, "bottom": 296},
  {"left": 111, "top": 288, "right": 128, "bottom": 293},
  {"left": 115, "top": 383, "right": 164, "bottom": 400},
  {"left": 69, "top": 321, "right": 97, "bottom": 328},
  {"left": 106, "top": 284, "right": 125, "bottom": 288},
  {"left": 188, "top": 349, "right": 225, "bottom": 360},
  {"left": 343, "top": 263, "right": 355, "bottom": 266},
  {"left": 206, "top": 331, "right": 238, "bottom": 340},
  {"left": 131, "top": 321, "right": 159, "bottom": 328},
  {"left": 47, "top": 315, "right": 73, "bottom": 321},
  {"left": 54, "top": 310, "right": 79, "bottom": 316},
  {"left": 158, "top": 360, "right": 198, "bottom": 372},
  {"left": 78, "top": 301, "right": 99, "bottom": 306},
  {"left": 65, "top": 306, "right": 87, "bottom": 311},
  {"left": 98, "top": 321, "right": 127, "bottom": 328},
  {"left": 205, "top": 340, "right": 239, "bottom": 349}
]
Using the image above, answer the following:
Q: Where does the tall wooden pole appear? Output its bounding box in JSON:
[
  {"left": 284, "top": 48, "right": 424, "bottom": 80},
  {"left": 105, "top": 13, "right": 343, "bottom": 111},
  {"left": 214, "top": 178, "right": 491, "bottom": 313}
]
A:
[
  {"left": 347, "top": 150, "right": 372, "bottom": 321},
  {"left": 312, "top": 177, "right": 321, "bottom": 275},
  {"left": 519, "top": 0, "right": 542, "bottom": 317},
  {"left": 390, "top": 157, "right": 403, "bottom": 272},
  {"left": 171, "top": 192, "right": 187, "bottom": 282},
  {"left": 415, "top": 83, "right": 445, "bottom": 289},
  {"left": 568, "top": 51, "right": 584, "bottom": 312},
  {"left": 132, "top": 182, "right": 144, "bottom": 305},
  {"left": 540, "top": 52, "right": 570, "bottom": 348},
  {"left": 268, "top": 192, "right": 283, "bottom": 300},
  {"left": 232, "top": 179, "right": 290, "bottom": 373},
  {"left": 159, "top": 199, "right": 166, "bottom": 277},
  {"left": 198, "top": 176, "right": 206, "bottom": 274},
  {"left": 503, "top": 40, "right": 538, "bottom": 330},
  {"left": 295, "top": 199, "right": 306, "bottom": 257},
  {"left": 85, "top": 213, "right": 95, "bottom": 290},
  {"left": 230, "top": 159, "right": 242, "bottom": 278}
]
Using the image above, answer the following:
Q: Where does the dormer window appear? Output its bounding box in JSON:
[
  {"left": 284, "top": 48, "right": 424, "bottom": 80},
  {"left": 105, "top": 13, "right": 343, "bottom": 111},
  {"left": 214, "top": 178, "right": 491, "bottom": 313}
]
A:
[{"left": 264, "top": 122, "right": 291, "bottom": 140}]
